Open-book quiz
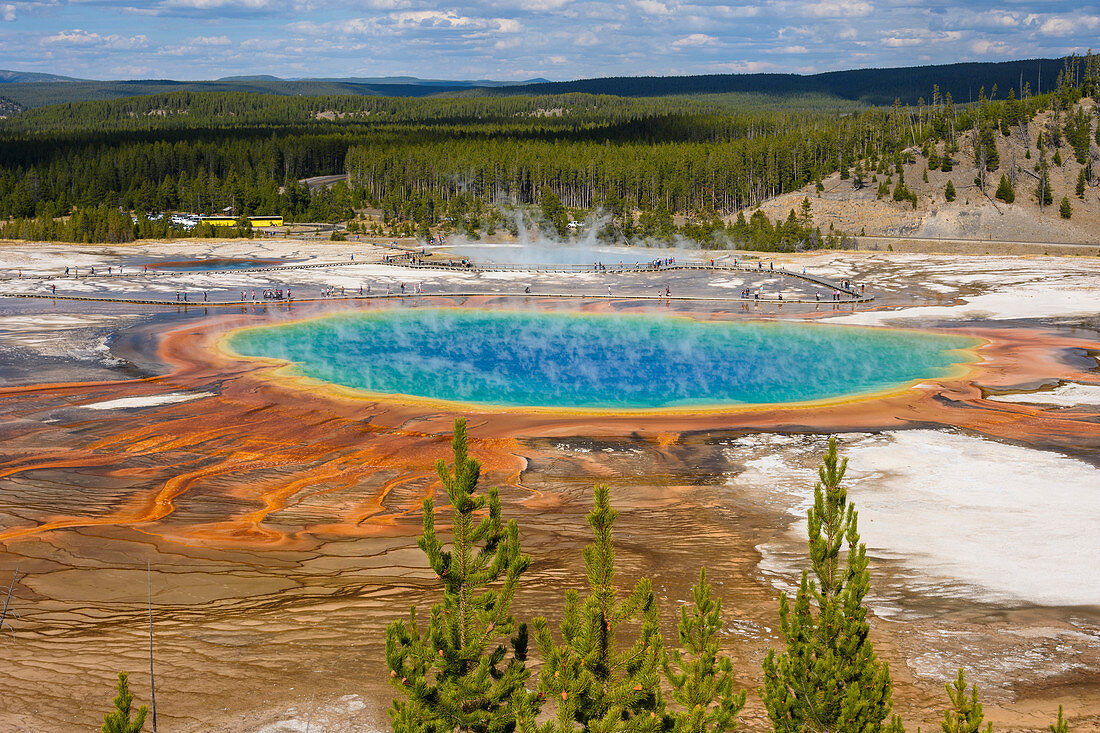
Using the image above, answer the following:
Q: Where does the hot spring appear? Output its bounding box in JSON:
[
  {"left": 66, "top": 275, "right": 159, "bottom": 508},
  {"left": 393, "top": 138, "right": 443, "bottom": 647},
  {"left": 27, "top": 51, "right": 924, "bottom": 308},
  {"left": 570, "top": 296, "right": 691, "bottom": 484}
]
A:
[
  {"left": 148, "top": 258, "right": 283, "bottom": 271},
  {"left": 225, "top": 309, "right": 980, "bottom": 410}
]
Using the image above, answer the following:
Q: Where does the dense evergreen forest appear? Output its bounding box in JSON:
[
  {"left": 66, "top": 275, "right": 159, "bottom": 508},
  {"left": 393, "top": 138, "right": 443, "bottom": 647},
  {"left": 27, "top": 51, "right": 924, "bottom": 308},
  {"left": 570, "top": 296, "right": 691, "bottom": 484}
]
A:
[
  {"left": 495, "top": 57, "right": 1076, "bottom": 106},
  {"left": 0, "top": 53, "right": 1096, "bottom": 249}
]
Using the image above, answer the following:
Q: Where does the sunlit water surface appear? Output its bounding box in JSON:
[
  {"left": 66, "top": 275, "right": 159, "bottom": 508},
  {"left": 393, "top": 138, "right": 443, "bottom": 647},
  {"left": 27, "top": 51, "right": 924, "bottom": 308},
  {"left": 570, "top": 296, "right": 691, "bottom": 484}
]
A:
[{"left": 227, "top": 309, "right": 979, "bottom": 409}]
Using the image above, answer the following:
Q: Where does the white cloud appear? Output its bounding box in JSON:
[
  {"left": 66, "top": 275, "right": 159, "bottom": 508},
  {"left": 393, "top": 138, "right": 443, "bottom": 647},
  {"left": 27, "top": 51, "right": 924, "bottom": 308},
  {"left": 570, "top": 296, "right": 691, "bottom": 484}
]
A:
[
  {"left": 881, "top": 36, "right": 921, "bottom": 47},
  {"left": 511, "top": 0, "right": 571, "bottom": 10},
  {"left": 713, "top": 60, "right": 779, "bottom": 73},
  {"left": 573, "top": 30, "right": 599, "bottom": 47},
  {"left": 705, "top": 4, "right": 760, "bottom": 18},
  {"left": 190, "top": 34, "right": 232, "bottom": 46},
  {"left": 388, "top": 10, "right": 521, "bottom": 32},
  {"left": 1040, "top": 15, "right": 1100, "bottom": 36},
  {"left": 970, "top": 39, "right": 1010, "bottom": 56},
  {"left": 671, "top": 33, "right": 715, "bottom": 49},
  {"left": 42, "top": 29, "right": 149, "bottom": 48},
  {"left": 777, "top": 44, "right": 809, "bottom": 53},
  {"left": 798, "top": 0, "right": 872, "bottom": 18},
  {"left": 2, "top": 4, "right": 14, "bottom": 21},
  {"left": 161, "top": 0, "right": 271, "bottom": 9},
  {"left": 635, "top": 0, "right": 671, "bottom": 15}
]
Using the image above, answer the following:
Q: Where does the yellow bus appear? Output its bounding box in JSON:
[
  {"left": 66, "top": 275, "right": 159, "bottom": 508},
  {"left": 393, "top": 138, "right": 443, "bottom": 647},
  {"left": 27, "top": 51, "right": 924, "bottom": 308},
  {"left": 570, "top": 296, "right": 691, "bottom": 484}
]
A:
[{"left": 199, "top": 215, "right": 284, "bottom": 228}]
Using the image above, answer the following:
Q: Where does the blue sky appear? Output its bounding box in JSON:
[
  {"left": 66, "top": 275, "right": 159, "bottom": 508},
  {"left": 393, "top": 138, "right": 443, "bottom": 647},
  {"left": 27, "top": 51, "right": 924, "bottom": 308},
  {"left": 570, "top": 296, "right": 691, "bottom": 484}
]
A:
[{"left": 0, "top": 0, "right": 1097, "bottom": 81}]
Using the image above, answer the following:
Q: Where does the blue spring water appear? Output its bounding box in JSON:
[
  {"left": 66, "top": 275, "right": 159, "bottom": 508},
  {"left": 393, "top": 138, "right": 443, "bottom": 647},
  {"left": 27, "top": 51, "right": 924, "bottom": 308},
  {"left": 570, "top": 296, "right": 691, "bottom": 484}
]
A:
[{"left": 226, "top": 309, "right": 979, "bottom": 410}]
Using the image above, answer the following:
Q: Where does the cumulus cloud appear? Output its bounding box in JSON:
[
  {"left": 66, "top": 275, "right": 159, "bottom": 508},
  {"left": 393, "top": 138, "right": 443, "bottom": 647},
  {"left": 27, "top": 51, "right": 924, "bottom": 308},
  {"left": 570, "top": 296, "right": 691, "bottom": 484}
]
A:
[
  {"left": 713, "top": 60, "right": 779, "bottom": 73},
  {"left": 881, "top": 36, "right": 922, "bottom": 47},
  {"left": 190, "top": 34, "right": 232, "bottom": 45},
  {"left": 161, "top": 0, "right": 272, "bottom": 9},
  {"left": 573, "top": 30, "right": 600, "bottom": 46},
  {"left": 671, "top": 33, "right": 715, "bottom": 48},
  {"left": 635, "top": 0, "right": 671, "bottom": 15},
  {"left": 42, "top": 28, "right": 149, "bottom": 48},
  {"left": 798, "top": 0, "right": 872, "bottom": 19},
  {"left": 1040, "top": 14, "right": 1100, "bottom": 36},
  {"left": 2, "top": 3, "right": 14, "bottom": 20},
  {"left": 390, "top": 10, "right": 521, "bottom": 32},
  {"left": 970, "top": 39, "right": 1011, "bottom": 56}
]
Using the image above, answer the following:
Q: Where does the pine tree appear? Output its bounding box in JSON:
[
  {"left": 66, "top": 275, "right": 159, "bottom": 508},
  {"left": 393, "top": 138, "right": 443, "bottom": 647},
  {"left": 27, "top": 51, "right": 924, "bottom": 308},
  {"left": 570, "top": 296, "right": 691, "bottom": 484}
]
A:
[
  {"left": 662, "top": 568, "right": 747, "bottom": 733},
  {"left": 102, "top": 672, "right": 148, "bottom": 733},
  {"left": 531, "top": 484, "right": 664, "bottom": 733},
  {"left": 945, "top": 180, "right": 956, "bottom": 202},
  {"left": 941, "top": 669, "right": 990, "bottom": 733},
  {"left": 1049, "top": 705, "right": 1068, "bottom": 733},
  {"left": 386, "top": 418, "right": 535, "bottom": 733},
  {"left": 1059, "top": 196, "right": 1072, "bottom": 219},
  {"left": 761, "top": 437, "right": 902, "bottom": 733},
  {"left": 995, "top": 175, "right": 1015, "bottom": 203},
  {"left": 1076, "top": 169, "right": 1087, "bottom": 199},
  {"left": 1036, "top": 163, "right": 1053, "bottom": 207}
]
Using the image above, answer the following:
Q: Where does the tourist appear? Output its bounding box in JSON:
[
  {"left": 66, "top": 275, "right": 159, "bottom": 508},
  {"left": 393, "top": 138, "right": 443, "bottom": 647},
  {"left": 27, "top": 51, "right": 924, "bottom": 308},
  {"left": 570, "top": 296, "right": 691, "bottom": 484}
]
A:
[
  {"left": 203, "top": 291, "right": 208, "bottom": 301},
  {"left": 608, "top": 285, "right": 612, "bottom": 296}
]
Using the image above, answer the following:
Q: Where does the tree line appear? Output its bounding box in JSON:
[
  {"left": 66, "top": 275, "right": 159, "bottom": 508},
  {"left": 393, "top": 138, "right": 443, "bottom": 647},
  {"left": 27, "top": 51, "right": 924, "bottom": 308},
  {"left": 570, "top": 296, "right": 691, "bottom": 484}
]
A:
[{"left": 0, "top": 52, "right": 1095, "bottom": 246}]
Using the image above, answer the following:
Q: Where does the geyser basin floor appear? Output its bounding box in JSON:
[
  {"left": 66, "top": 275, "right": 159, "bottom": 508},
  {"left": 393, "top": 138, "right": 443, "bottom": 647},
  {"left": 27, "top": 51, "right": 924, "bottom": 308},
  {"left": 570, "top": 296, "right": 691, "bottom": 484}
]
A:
[{"left": 224, "top": 309, "right": 980, "bottom": 411}]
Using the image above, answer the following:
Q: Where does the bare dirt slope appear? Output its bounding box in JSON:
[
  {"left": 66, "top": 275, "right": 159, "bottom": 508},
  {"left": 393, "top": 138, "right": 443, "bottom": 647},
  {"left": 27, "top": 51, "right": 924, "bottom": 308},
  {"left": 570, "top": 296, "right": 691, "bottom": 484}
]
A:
[{"left": 755, "top": 98, "right": 1100, "bottom": 244}]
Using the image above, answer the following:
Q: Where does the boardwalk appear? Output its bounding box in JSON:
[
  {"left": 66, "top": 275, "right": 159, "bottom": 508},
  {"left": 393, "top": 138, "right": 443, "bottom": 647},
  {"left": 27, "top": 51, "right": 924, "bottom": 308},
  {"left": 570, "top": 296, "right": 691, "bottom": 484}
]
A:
[{"left": 0, "top": 257, "right": 872, "bottom": 306}]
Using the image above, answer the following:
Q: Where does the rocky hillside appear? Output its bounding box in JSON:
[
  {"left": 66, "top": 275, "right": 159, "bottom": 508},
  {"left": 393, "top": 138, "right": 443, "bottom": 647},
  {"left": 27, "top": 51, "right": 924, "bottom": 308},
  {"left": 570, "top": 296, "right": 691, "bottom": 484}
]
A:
[{"left": 756, "top": 97, "right": 1099, "bottom": 244}]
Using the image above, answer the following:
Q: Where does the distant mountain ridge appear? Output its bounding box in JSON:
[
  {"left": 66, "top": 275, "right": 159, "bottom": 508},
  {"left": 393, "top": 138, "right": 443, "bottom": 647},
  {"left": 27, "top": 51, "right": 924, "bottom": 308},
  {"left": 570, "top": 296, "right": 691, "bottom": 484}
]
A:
[
  {"left": 0, "top": 70, "right": 83, "bottom": 83},
  {"left": 0, "top": 58, "right": 1072, "bottom": 110},
  {"left": 217, "top": 75, "right": 550, "bottom": 87},
  {"left": 493, "top": 59, "right": 1070, "bottom": 106}
]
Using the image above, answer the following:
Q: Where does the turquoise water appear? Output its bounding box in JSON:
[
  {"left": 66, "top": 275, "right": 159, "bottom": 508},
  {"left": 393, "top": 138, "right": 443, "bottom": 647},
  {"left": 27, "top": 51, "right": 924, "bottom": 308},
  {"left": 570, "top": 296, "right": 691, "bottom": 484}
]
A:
[{"left": 227, "top": 309, "right": 979, "bottom": 410}]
